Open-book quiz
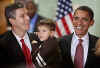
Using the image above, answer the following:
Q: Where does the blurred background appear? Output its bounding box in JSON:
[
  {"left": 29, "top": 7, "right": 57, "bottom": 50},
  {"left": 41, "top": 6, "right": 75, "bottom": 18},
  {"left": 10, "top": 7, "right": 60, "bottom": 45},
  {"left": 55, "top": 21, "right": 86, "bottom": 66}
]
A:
[{"left": 0, "top": 0, "right": 100, "bottom": 37}]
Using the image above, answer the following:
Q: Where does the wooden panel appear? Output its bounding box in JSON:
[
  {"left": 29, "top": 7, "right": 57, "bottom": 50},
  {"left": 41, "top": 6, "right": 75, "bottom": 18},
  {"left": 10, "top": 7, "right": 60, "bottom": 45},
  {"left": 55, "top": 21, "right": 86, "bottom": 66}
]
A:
[{"left": 0, "top": 0, "right": 12, "bottom": 34}]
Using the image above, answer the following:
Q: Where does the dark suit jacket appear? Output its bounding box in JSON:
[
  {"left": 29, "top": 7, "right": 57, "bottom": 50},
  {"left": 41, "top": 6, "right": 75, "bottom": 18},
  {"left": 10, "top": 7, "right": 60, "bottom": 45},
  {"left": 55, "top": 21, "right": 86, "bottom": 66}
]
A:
[
  {"left": 0, "top": 31, "right": 35, "bottom": 68},
  {"left": 59, "top": 33, "right": 100, "bottom": 68},
  {"left": 31, "top": 37, "right": 63, "bottom": 68}
]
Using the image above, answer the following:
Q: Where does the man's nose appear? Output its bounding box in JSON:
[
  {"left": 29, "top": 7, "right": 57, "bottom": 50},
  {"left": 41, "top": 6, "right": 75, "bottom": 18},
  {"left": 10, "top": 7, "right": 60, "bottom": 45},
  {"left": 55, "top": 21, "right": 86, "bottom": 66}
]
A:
[
  {"left": 26, "top": 15, "right": 30, "bottom": 21},
  {"left": 77, "top": 18, "right": 83, "bottom": 25}
]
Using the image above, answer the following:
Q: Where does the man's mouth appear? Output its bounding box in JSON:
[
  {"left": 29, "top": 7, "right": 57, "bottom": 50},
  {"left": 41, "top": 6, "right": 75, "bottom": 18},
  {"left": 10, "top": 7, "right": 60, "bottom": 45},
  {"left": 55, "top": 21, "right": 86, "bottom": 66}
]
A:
[{"left": 74, "top": 26, "right": 82, "bottom": 30}]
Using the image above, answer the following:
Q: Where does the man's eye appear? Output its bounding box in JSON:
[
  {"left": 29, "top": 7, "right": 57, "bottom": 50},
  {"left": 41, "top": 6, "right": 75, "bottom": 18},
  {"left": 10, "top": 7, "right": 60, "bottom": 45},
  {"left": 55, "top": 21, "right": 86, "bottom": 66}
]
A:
[
  {"left": 82, "top": 18, "right": 89, "bottom": 22},
  {"left": 73, "top": 17, "right": 79, "bottom": 20}
]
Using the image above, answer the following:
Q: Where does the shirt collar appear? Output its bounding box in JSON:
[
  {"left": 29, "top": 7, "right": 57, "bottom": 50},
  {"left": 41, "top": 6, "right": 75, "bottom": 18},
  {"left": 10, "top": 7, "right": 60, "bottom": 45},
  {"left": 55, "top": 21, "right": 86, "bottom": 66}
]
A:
[
  {"left": 73, "top": 32, "right": 89, "bottom": 41},
  {"left": 12, "top": 31, "right": 28, "bottom": 41}
]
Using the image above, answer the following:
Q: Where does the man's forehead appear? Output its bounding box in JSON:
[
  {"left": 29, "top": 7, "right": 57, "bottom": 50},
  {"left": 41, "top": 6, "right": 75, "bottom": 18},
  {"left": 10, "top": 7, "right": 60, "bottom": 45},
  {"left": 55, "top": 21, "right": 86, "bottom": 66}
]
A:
[
  {"left": 74, "top": 10, "right": 89, "bottom": 16},
  {"left": 16, "top": 8, "right": 24, "bottom": 11},
  {"left": 16, "top": 8, "right": 25, "bottom": 14}
]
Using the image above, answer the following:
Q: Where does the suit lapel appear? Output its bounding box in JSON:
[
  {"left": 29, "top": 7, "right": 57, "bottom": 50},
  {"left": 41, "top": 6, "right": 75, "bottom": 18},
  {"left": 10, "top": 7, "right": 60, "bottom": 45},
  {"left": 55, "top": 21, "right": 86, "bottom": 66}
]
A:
[
  {"left": 66, "top": 34, "right": 73, "bottom": 59},
  {"left": 8, "top": 31, "right": 24, "bottom": 57},
  {"left": 28, "top": 33, "right": 36, "bottom": 53},
  {"left": 28, "top": 33, "right": 33, "bottom": 46},
  {"left": 84, "top": 34, "right": 98, "bottom": 68},
  {"left": 65, "top": 34, "right": 74, "bottom": 65}
]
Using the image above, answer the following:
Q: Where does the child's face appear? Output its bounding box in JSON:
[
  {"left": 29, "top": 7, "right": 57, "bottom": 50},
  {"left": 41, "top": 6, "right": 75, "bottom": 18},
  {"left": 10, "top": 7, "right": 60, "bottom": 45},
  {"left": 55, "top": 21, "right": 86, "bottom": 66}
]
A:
[{"left": 37, "top": 26, "right": 51, "bottom": 41}]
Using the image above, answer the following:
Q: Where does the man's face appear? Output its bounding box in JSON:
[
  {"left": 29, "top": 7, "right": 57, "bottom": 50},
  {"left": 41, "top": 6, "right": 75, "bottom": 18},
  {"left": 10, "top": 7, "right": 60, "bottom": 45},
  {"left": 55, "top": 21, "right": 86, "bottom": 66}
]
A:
[
  {"left": 26, "top": 2, "right": 37, "bottom": 18},
  {"left": 13, "top": 8, "right": 30, "bottom": 32},
  {"left": 72, "top": 10, "right": 94, "bottom": 38}
]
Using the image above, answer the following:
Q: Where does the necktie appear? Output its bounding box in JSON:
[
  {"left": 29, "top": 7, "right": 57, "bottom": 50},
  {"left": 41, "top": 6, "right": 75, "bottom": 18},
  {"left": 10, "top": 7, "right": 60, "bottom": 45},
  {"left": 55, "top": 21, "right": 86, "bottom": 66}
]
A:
[
  {"left": 20, "top": 39, "right": 34, "bottom": 68},
  {"left": 74, "top": 39, "right": 83, "bottom": 68}
]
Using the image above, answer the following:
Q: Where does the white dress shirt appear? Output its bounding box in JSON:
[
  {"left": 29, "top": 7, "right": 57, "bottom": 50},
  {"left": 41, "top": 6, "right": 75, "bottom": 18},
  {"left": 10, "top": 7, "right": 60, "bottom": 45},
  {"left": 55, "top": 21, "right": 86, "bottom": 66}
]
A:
[
  {"left": 13, "top": 31, "right": 32, "bottom": 52},
  {"left": 71, "top": 33, "right": 89, "bottom": 67}
]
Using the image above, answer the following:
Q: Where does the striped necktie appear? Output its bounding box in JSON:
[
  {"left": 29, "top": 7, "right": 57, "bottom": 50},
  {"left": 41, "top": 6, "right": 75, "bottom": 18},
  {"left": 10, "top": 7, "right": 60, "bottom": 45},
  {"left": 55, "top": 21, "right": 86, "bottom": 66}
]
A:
[{"left": 74, "top": 39, "right": 83, "bottom": 68}]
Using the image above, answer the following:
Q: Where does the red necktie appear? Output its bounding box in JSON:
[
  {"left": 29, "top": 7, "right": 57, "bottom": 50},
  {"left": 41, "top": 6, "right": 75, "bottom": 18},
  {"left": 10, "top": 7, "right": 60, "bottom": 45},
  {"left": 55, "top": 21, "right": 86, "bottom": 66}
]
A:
[
  {"left": 74, "top": 39, "right": 83, "bottom": 68},
  {"left": 20, "top": 39, "right": 34, "bottom": 68}
]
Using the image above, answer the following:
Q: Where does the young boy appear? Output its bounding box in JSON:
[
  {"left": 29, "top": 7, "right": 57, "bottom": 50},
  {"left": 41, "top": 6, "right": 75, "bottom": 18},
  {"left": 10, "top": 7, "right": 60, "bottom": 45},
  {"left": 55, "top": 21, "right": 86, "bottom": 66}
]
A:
[
  {"left": 31, "top": 19, "right": 62, "bottom": 68},
  {"left": 36, "top": 19, "right": 56, "bottom": 41}
]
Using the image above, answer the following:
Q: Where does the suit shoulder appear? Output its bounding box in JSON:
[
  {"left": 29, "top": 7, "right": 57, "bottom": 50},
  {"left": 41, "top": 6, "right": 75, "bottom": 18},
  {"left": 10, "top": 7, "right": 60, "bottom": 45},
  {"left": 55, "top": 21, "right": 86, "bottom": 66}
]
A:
[
  {"left": 0, "top": 31, "right": 10, "bottom": 46},
  {"left": 89, "top": 34, "right": 99, "bottom": 41},
  {"left": 0, "top": 31, "right": 10, "bottom": 40},
  {"left": 60, "top": 34, "right": 73, "bottom": 41}
]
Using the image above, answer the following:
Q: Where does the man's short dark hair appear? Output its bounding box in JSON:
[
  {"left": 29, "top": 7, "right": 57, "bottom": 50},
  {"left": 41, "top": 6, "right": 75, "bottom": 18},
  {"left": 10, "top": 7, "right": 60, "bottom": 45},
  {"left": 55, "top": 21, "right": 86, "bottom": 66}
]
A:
[
  {"left": 5, "top": 2, "right": 24, "bottom": 25},
  {"left": 75, "top": 6, "right": 94, "bottom": 20}
]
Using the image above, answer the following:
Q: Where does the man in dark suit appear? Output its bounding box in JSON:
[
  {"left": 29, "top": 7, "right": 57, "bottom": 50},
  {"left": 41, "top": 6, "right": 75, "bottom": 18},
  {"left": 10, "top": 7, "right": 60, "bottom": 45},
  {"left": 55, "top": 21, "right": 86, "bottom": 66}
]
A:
[
  {"left": 0, "top": 3, "right": 35, "bottom": 68},
  {"left": 59, "top": 6, "right": 100, "bottom": 68}
]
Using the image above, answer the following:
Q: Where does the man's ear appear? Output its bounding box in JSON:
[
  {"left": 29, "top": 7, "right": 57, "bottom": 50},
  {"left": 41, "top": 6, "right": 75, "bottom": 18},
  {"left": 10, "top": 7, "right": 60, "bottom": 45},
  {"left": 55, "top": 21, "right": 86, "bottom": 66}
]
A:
[
  {"left": 9, "top": 18, "right": 15, "bottom": 25},
  {"left": 90, "top": 19, "right": 94, "bottom": 26}
]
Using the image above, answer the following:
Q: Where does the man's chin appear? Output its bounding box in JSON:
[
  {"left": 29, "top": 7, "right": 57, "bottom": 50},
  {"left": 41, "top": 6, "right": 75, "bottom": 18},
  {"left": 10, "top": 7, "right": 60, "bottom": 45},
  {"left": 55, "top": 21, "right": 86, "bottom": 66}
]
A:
[{"left": 76, "top": 33, "right": 86, "bottom": 38}]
